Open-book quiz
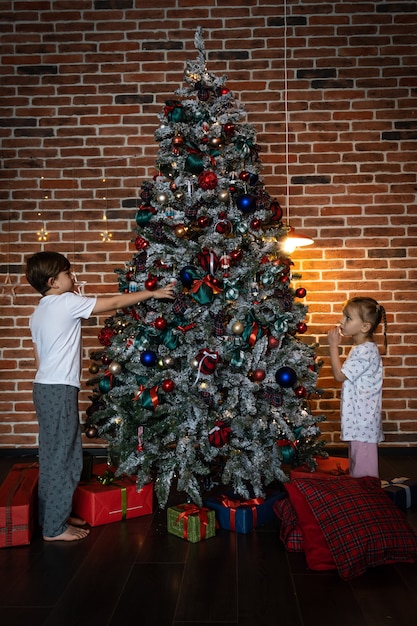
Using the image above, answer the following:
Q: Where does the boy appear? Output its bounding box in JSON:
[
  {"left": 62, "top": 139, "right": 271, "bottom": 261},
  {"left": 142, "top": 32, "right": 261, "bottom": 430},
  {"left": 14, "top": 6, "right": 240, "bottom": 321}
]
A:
[{"left": 26, "top": 251, "right": 175, "bottom": 542}]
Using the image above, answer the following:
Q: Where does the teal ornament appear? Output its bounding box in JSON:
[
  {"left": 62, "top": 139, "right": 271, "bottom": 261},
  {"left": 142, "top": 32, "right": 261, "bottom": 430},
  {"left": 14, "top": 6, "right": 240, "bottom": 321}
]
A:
[
  {"left": 99, "top": 376, "right": 112, "bottom": 394},
  {"left": 274, "top": 315, "right": 289, "bottom": 334},
  {"left": 234, "top": 220, "right": 248, "bottom": 235},
  {"left": 135, "top": 209, "right": 154, "bottom": 226},
  {"left": 261, "top": 270, "right": 275, "bottom": 286}
]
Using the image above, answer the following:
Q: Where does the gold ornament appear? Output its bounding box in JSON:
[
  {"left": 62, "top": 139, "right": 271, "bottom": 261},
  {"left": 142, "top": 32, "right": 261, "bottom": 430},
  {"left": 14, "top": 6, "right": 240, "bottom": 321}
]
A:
[
  {"left": 174, "top": 223, "right": 188, "bottom": 238},
  {"left": 218, "top": 189, "right": 230, "bottom": 202},
  {"left": 232, "top": 321, "right": 244, "bottom": 335}
]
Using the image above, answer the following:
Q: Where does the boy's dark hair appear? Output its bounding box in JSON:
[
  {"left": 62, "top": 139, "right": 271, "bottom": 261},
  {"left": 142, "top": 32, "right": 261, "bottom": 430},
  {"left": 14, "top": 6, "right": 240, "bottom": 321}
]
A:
[{"left": 26, "top": 251, "right": 70, "bottom": 295}]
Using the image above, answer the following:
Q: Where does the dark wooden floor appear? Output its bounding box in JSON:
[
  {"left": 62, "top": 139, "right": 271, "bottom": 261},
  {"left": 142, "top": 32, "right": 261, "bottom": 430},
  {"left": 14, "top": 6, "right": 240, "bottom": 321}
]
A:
[{"left": 1, "top": 450, "right": 417, "bottom": 626}]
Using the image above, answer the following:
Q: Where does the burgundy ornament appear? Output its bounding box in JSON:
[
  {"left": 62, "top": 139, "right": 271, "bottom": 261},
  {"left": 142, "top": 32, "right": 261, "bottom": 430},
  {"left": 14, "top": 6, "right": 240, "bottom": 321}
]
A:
[
  {"left": 269, "top": 200, "right": 283, "bottom": 222},
  {"left": 295, "top": 287, "right": 307, "bottom": 298},
  {"left": 198, "top": 170, "right": 218, "bottom": 191},
  {"left": 294, "top": 385, "right": 308, "bottom": 398},
  {"left": 135, "top": 236, "right": 149, "bottom": 251},
  {"left": 297, "top": 322, "right": 308, "bottom": 334},
  {"left": 230, "top": 248, "right": 243, "bottom": 263},
  {"left": 224, "top": 122, "right": 235, "bottom": 135},
  {"left": 98, "top": 327, "right": 116, "bottom": 347},
  {"left": 252, "top": 368, "right": 266, "bottom": 382}
]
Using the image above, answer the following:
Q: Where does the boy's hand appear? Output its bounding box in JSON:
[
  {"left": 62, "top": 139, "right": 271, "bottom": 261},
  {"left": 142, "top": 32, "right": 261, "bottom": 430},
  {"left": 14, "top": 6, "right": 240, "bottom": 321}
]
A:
[{"left": 152, "top": 282, "right": 176, "bottom": 300}]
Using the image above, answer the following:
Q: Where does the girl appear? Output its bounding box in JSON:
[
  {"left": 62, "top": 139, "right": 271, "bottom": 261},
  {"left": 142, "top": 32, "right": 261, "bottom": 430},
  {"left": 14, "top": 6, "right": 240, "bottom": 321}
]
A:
[{"left": 327, "top": 297, "right": 387, "bottom": 478}]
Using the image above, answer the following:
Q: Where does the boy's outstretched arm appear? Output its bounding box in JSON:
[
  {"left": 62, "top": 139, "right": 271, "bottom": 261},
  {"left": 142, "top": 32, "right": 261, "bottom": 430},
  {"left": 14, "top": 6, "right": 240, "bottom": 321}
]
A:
[
  {"left": 327, "top": 327, "right": 347, "bottom": 382},
  {"left": 92, "top": 283, "right": 176, "bottom": 315}
]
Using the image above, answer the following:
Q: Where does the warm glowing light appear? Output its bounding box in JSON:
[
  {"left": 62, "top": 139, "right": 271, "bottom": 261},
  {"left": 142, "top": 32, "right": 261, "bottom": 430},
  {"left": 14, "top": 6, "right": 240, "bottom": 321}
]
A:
[{"left": 281, "top": 228, "right": 314, "bottom": 254}]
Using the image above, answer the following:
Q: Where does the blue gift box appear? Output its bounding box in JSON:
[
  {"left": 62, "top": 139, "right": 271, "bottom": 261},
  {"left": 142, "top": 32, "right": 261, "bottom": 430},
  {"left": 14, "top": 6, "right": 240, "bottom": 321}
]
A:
[
  {"left": 381, "top": 477, "right": 417, "bottom": 510},
  {"left": 204, "top": 491, "right": 285, "bottom": 534}
]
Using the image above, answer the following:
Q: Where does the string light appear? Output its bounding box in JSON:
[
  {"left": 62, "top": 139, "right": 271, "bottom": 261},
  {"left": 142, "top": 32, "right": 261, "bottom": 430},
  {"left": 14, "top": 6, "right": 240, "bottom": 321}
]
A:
[
  {"left": 100, "top": 177, "right": 113, "bottom": 242},
  {"left": 37, "top": 177, "right": 49, "bottom": 242}
]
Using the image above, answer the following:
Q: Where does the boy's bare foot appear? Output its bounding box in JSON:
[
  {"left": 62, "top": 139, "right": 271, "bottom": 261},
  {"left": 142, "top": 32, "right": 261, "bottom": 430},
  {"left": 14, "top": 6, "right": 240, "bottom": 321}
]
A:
[
  {"left": 43, "top": 525, "right": 90, "bottom": 542},
  {"left": 68, "top": 515, "right": 87, "bottom": 527}
]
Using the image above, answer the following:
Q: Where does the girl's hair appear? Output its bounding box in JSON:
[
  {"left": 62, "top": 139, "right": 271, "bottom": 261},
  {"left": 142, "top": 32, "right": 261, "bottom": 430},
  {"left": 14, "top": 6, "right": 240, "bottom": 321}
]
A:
[
  {"left": 26, "top": 251, "right": 70, "bottom": 295},
  {"left": 345, "top": 296, "right": 387, "bottom": 353}
]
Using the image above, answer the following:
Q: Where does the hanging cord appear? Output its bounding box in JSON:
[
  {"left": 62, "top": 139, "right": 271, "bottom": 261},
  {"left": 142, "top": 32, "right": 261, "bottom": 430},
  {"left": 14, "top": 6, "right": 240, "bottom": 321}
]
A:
[{"left": 283, "top": 0, "right": 291, "bottom": 226}]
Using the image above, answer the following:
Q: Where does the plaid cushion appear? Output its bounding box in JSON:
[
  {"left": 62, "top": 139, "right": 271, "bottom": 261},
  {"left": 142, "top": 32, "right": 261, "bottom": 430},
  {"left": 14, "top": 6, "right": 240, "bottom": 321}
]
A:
[
  {"left": 273, "top": 497, "right": 304, "bottom": 552},
  {"left": 290, "top": 475, "right": 417, "bottom": 580}
]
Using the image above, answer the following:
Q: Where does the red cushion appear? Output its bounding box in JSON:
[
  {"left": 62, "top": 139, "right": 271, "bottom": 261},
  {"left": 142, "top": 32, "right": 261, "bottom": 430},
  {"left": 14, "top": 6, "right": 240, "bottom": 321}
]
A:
[
  {"left": 289, "top": 475, "right": 417, "bottom": 580},
  {"left": 285, "top": 482, "right": 336, "bottom": 570},
  {"left": 273, "top": 496, "right": 304, "bottom": 552}
]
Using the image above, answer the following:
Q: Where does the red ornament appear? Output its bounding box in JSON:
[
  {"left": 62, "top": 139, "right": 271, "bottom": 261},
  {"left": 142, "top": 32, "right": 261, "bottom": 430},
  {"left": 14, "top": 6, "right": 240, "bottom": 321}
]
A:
[
  {"left": 134, "top": 236, "right": 149, "bottom": 250},
  {"left": 297, "top": 322, "right": 308, "bottom": 334},
  {"left": 230, "top": 248, "right": 243, "bottom": 263},
  {"left": 198, "top": 170, "right": 218, "bottom": 191},
  {"left": 144, "top": 275, "right": 158, "bottom": 291},
  {"left": 296, "top": 287, "right": 307, "bottom": 298},
  {"left": 223, "top": 122, "right": 235, "bottom": 135},
  {"left": 98, "top": 327, "right": 116, "bottom": 347},
  {"left": 294, "top": 385, "right": 308, "bottom": 398},
  {"left": 197, "top": 215, "right": 210, "bottom": 228},
  {"left": 269, "top": 200, "right": 283, "bottom": 222},
  {"left": 239, "top": 170, "right": 250, "bottom": 182},
  {"left": 162, "top": 378, "right": 175, "bottom": 393},
  {"left": 154, "top": 316, "right": 167, "bottom": 330},
  {"left": 250, "top": 218, "right": 261, "bottom": 231},
  {"left": 208, "top": 420, "right": 231, "bottom": 447},
  {"left": 214, "top": 211, "right": 232, "bottom": 235},
  {"left": 268, "top": 335, "right": 280, "bottom": 350},
  {"left": 218, "top": 87, "right": 230, "bottom": 96},
  {"left": 252, "top": 368, "right": 266, "bottom": 382}
]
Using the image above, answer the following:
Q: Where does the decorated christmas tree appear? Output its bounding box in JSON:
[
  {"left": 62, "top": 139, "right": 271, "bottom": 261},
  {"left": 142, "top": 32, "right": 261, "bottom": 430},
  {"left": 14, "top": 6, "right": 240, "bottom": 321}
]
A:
[{"left": 86, "top": 28, "right": 325, "bottom": 507}]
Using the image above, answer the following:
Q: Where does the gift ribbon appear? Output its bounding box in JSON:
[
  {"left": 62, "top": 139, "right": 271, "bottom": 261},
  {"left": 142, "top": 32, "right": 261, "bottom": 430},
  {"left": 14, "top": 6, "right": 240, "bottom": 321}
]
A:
[
  {"left": 381, "top": 477, "right": 411, "bottom": 508},
  {"left": 219, "top": 495, "right": 264, "bottom": 531},
  {"left": 175, "top": 504, "right": 209, "bottom": 540}
]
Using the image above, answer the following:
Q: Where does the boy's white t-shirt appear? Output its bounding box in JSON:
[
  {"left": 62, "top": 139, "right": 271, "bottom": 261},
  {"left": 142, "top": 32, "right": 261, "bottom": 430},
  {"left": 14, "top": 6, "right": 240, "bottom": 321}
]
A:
[
  {"left": 30, "top": 292, "right": 97, "bottom": 389},
  {"left": 340, "top": 341, "right": 384, "bottom": 443}
]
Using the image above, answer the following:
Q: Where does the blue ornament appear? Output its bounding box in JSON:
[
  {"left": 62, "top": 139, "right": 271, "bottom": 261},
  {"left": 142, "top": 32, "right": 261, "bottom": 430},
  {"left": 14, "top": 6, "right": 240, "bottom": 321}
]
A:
[
  {"left": 140, "top": 350, "right": 157, "bottom": 367},
  {"left": 236, "top": 194, "right": 257, "bottom": 214},
  {"left": 275, "top": 366, "right": 297, "bottom": 388},
  {"left": 179, "top": 265, "right": 199, "bottom": 288}
]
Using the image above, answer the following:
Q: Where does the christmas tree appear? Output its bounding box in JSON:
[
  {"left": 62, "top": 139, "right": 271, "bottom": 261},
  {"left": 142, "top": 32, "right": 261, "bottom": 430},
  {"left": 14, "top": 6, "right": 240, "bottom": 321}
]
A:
[{"left": 86, "top": 28, "right": 325, "bottom": 508}]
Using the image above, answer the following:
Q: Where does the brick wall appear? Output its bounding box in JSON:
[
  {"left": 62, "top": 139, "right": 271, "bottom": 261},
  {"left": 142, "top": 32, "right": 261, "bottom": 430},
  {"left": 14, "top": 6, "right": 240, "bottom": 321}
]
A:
[{"left": 1, "top": 0, "right": 416, "bottom": 450}]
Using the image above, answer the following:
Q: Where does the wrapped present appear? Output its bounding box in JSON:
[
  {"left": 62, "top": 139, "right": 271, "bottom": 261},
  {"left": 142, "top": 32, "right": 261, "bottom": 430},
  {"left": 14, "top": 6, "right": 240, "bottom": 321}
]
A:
[
  {"left": 290, "top": 455, "right": 349, "bottom": 480},
  {"left": 381, "top": 477, "right": 417, "bottom": 510},
  {"left": 72, "top": 464, "right": 153, "bottom": 527},
  {"left": 204, "top": 491, "right": 285, "bottom": 534},
  {"left": 0, "top": 463, "right": 39, "bottom": 548},
  {"left": 167, "top": 503, "right": 216, "bottom": 543}
]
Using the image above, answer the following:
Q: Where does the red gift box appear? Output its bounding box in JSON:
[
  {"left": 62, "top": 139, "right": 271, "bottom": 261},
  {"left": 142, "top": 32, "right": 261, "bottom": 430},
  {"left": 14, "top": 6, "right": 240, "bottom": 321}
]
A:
[
  {"left": 290, "top": 456, "right": 349, "bottom": 480},
  {"left": 72, "top": 464, "right": 153, "bottom": 527},
  {"left": 0, "top": 463, "right": 39, "bottom": 548}
]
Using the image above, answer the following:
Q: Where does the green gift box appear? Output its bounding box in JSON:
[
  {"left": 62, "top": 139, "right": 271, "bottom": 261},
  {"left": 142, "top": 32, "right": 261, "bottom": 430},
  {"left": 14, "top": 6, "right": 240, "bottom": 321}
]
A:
[{"left": 167, "top": 503, "right": 216, "bottom": 542}]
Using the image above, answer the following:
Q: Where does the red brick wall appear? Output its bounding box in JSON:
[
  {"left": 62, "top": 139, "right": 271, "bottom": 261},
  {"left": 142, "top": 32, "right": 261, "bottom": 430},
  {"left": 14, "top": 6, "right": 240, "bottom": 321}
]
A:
[{"left": 1, "top": 0, "right": 416, "bottom": 450}]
